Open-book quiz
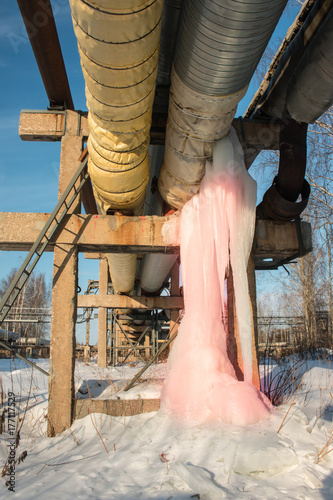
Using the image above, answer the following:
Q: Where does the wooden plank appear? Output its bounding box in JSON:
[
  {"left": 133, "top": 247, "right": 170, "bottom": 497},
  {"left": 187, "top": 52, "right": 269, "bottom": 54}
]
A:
[
  {"left": 77, "top": 295, "right": 184, "bottom": 310},
  {"left": 74, "top": 398, "right": 160, "bottom": 419}
]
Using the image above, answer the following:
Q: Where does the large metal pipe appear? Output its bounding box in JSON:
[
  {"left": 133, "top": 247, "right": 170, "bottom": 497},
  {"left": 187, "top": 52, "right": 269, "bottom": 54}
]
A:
[
  {"left": 257, "top": 117, "right": 310, "bottom": 222},
  {"left": 248, "top": 0, "right": 333, "bottom": 122},
  {"left": 245, "top": 0, "right": 333, "bottom": 221},
  {"left": 17, "top": 0, "right": 98, "bottom": 215},
  {"left": 17, "top": 0, "right": 74, "bottom": 110},
  {"left": 69, "top": 0, "right": 164, "bottom": 293},
  {"left": 158, "top": 0, "right": 288, "bottom": 209},
  {"left": 286, "top": 11, "right": 333, "bottom": 123}
]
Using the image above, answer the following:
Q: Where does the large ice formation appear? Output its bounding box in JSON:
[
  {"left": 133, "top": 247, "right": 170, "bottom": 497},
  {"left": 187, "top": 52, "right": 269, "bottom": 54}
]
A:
[{"left": 161, "top": 128, "right": 271, "bottom": 425}]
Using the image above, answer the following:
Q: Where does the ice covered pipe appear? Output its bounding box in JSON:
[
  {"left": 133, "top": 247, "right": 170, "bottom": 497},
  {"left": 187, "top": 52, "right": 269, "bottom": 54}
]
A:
[
  {"left": 158, "top": 0, "right": 288, "bottom": 209},
  {"left": 69, "top": 0, "right": 164, "bottom": 293}
]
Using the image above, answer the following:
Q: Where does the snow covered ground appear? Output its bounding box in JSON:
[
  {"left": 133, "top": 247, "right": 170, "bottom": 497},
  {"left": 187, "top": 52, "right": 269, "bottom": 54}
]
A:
[{"left": 1, "top": 355, "right": 333, "bottom": 499}]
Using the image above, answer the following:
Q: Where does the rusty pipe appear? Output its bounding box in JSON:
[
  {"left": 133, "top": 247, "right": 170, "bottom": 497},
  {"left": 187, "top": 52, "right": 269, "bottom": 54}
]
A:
[
  {"left": 257, "top": 116, "right": 310, "bottom": 222},
  {"left": 17, "top": 0, "right": 74, "bottom": 110}
]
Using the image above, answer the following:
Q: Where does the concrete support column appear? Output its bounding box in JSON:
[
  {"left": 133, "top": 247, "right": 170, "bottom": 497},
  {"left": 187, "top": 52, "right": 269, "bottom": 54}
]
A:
[
  {"left": 48, "top": 111, "right": 83, "bottom": 436},
  {"left": 84, "top": 312, "right": 91, "bottom": 362},
  {"left": 247, "top": 254, "right": 260, "bottom": 390},
  {"left": 169, "top": 259, "right": 180, "bottom": 352},
  {"left": 144, "top": 329, "right": 150, "bottom": 359},
  {"left": 98, "top": 257, "right": 109, "bottom": 367},
  {"left": 227, "top": 254, "right": 260, "bottom": 389}
]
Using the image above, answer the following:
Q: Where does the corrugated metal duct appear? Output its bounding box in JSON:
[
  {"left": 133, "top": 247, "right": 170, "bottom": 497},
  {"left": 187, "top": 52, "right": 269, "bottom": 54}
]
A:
[
  {"left": 69, "top": 0, "right": 164, "bottom": 293},
  {"left": 158, "top": 0, "right": 288, "bottom": 209}
]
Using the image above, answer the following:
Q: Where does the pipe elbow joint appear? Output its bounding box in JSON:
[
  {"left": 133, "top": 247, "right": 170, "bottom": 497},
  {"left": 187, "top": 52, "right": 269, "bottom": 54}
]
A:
[{"left": 257, "top": 177, "right": 310, "bottom": 222}]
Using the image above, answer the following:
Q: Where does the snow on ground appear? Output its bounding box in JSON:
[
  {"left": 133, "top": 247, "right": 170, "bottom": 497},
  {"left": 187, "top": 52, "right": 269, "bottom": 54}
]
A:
[{"left": 1, "top": 355, "right": 333, "bottom": 499}]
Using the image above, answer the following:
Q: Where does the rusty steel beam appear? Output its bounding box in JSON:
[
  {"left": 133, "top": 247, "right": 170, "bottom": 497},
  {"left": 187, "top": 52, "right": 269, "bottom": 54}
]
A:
[{"left": 17, "top": 0, "right": 74, "bottom": 110}]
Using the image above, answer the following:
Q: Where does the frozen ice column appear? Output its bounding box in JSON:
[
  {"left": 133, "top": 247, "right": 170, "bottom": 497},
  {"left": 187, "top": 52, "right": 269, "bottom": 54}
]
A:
[{"left": 161, "top": 128, "right": 271, "bottom": 425}]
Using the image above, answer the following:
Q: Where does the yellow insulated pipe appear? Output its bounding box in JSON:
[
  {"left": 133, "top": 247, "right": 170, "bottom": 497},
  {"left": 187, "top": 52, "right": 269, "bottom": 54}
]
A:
[{"left": 70, "top": 0, "right": 164, "bottom": 293}]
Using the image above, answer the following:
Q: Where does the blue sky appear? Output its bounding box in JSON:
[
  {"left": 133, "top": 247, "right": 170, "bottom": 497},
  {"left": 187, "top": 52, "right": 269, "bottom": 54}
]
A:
[{"left": 0, "top": 0, "right": 301, "bottom": 342}]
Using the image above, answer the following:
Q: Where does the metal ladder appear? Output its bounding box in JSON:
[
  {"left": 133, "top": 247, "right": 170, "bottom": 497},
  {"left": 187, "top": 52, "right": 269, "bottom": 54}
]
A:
[{"left": 0, "top": 150, "right": 89, "bottom": 358}]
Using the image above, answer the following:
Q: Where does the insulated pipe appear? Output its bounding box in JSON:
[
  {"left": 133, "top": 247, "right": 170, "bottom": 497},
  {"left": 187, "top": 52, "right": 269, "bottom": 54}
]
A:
[
  {"left": 286, "top": 11, "right": 333, "bottom": 123},
  {"left": 245, "top": 1, "right": 332, "bottom": 222},
  {"left": 17, "top": 0, "right": 97, "bottom": 214},
  {"left": 69, "top": 0, "right": 164, "bottom": 293},
  {"left": 158, "top": 0, "right": 288, "bottom": 209},
  {"left": 250, "top": 0, "right": 333, "bottom": 121},
  {"left": 157, "top": 0, "right": 185, "bottom": 86},
  {"left": 138, "top": 1, "right": 184, "bottom": 293}
]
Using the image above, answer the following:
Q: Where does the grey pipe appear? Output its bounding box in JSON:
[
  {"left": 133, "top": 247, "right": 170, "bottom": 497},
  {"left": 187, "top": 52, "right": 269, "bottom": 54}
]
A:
[
  {"left": 159, "top": 0, "right": 288, "bottom": 209},
  {"left": 250, "top": 0, "right": 333, "bottom": 121},
  {"left": 174, "top": 0, "right": 287, "bottom": 95},
  {"left": 286, "top": 12, "right": 333, "bottom": 123}
]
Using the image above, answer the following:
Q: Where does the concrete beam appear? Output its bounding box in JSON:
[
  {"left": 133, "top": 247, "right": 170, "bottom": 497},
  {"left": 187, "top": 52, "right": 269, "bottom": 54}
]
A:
[
  {"left": 19, "top": 110, "right": 89, "bottom": 141},
  {"left": 77, "top": 295, "right": 184, "bottom": 310},
  {"left": 0, "top": 213, "right": 180, "bottom": 253},
  {"left": 19, "top": 110, "right": 281, "bottom": 151},
  {"left": 48, "top": 111, "right": 82, "bottom": 437},
  {"left": 74, "top": 398, "right": 160, "bottom": 419},
  {"left": 0, "top": 214, "right": 311, "bottom": 267},
  {"left": 98, "top": 258, "right": 109, "bottom": 368}
]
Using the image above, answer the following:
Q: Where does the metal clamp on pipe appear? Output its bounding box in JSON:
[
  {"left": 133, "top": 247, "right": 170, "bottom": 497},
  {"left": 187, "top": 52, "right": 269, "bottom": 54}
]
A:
[{"left": 257, "top": 176, "right": 310, "bottom": 222}]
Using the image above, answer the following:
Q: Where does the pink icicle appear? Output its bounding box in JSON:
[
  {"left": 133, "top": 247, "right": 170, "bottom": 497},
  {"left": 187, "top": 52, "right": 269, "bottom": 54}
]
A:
[{"left": 161, "top": 128, "right": 271, "bottom": 426}]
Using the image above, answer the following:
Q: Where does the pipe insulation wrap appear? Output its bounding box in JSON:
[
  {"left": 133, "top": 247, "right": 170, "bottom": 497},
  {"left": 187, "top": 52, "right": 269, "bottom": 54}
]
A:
[
  {"left": 159, "top": 0, "right": 287, "bottom": 209},
  {"left": 286, "top": 12, "right": 333, "bottom": 123},
  {"left": 252, "top": 0, "right": 333, "bottom": 121},
  {"left": 69, "top": 0, "right": 164, "bottom": 293}
]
